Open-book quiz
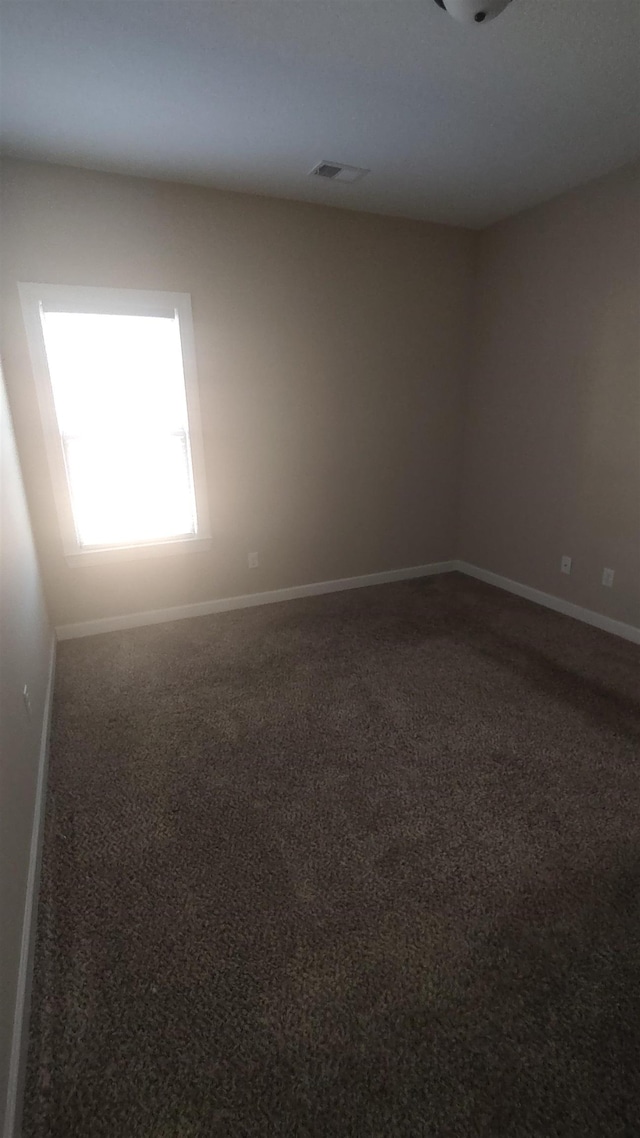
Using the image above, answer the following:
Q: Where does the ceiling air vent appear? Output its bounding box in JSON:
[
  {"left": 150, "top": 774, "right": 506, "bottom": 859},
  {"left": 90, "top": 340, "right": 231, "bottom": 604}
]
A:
[{"left": 310, "top": 161, "right": 370, "bottom": 183}]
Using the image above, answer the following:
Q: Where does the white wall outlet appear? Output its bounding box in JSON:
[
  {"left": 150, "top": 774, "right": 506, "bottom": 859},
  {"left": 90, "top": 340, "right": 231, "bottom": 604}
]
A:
[
  {"left": 23, "top": 684, "right": 32, "bottom": 720},
  {"left": 560, "top": 555, "right": 572, "bottom": 575},
  {"left": 602, "top": 567, "right": 615, "bottom": 588},
  {"left": 248, "top": 551, "right": 259, "bottom": 569}
]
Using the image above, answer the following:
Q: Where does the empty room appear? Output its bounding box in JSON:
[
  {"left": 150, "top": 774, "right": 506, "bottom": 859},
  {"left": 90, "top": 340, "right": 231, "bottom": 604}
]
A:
[{"left": 1, "top": 1, "right": 639, "bottom": 1135}]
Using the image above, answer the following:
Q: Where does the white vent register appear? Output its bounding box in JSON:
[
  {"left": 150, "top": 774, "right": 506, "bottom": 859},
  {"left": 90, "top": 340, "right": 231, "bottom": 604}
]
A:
[{"left": 310, "top": 161, "right": 370, "bottom": 183}]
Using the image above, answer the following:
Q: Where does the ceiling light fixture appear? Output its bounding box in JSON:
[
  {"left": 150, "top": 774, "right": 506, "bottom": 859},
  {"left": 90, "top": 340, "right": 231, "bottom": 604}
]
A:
[{"left": 433, "top": 0, "right": 514, "bottom": 24}]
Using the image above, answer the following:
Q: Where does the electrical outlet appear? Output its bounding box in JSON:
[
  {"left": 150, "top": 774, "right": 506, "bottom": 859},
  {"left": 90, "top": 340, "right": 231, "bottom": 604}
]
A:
[
  {"left": 602, "top": 568, "right": 615, "bottom": 588},
  {"left": 560, "top": 555, "right": 572, "bottom": 575},
  {"left": 248, "top": 551, "right": 259, "bottom": 569},
  {"left": 23, "top": 684, "right": 32, "bottom": 720}
]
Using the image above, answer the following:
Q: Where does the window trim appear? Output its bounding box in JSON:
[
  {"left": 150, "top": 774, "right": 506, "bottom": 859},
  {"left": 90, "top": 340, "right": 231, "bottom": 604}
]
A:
[{"left": 19, "top": 283, "right": 211, "bottom": 567}]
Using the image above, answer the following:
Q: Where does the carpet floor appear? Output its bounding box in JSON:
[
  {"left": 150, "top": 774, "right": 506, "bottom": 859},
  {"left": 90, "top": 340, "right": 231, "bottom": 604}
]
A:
[{"left": 24, "top": 572, "right": 640, "bottom": 1137}]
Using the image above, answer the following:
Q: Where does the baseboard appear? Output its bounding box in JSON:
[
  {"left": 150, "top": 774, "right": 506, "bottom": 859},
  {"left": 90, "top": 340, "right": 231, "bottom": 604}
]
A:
[
  {"left": 55, "top": 561, "right": 457, "bottom": 640},
  {"left": 55, "top": 558, "right": 639, "bottom": 646},
  {"left": 4, "top": 633, "right": 57, "bottom": 1138},
  {"left": 454, "top": 561, "right": 640, "bottom": 646}
]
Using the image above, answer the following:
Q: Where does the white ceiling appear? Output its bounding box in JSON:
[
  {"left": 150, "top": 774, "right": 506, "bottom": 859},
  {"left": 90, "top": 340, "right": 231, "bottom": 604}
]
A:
[{"left": 1, "top": 0, "right": 639, "bottom": 228}]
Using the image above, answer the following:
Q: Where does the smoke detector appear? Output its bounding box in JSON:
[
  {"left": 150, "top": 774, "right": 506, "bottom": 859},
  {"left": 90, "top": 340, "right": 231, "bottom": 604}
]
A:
[
  {"left": 433, "top": 0, "right": 514, "bottom": 24},
  {"left": 310, "top": 161, "right": 370, "bottom": 183}
]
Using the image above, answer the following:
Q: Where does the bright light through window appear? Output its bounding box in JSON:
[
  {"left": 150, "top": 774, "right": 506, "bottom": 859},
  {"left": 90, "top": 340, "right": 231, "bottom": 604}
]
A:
[{"left": 40, "top": 310, "right": 199, "bottom": 550}]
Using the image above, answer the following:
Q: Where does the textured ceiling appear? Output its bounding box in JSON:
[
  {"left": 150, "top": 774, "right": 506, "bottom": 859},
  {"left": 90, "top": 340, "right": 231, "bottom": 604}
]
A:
[{"left": 1, "top": 0, "right": 639, "bottom": 228}]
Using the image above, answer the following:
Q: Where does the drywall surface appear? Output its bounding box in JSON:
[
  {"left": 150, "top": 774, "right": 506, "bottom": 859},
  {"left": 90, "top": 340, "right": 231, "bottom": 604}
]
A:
[
  {"left": 0, "top": 158, "right": 473, "bottom": 625},
  {"left": 459, "top": 162, "right": 640, "bottom": 627},
  {"left": 0, "top": 362, "right": 51, "bottom": 1136}
]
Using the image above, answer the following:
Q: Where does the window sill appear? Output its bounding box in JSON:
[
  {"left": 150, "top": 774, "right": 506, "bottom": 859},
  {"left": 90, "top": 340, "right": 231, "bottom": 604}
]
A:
[{"left": 65, "top": 535, "right": 212, "bottom": 568}]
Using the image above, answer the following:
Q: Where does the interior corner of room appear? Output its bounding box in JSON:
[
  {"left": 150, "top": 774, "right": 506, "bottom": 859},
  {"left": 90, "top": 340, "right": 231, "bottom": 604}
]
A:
[
  {"left": 1, "top": 1, "right": 639, "bottom": 1134},
  {"left": 2, "top": 155, "right": 639, "bottom": 640},
  {"left": 2, "top": 151, "right": 639, "bottom": 1138}
]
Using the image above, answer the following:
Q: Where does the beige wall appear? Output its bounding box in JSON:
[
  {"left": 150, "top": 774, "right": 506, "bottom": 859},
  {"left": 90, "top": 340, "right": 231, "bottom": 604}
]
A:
[
  {"left": 459, "top": 162, "right": 640, "bottom": 628},
  {"left": 0, "top": 362, "right": 52, "bottom": 1137},
  {"left": 0, "top": 158, "right": 473, "bottom": 627},
  {"left": 1, "top": 158, "right": 638, "bottom": 632}
]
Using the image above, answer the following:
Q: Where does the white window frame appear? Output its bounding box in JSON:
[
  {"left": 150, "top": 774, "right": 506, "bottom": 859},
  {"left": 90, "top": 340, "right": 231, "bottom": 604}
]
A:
[{"left": 19, "top": 283, "right": 211, "bottom": 567}]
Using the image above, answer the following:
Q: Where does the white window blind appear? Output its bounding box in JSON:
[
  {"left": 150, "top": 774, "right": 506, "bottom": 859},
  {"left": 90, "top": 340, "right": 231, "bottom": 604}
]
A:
[{"left": 20, "top": 285, "right": 210, "bottom": 565}]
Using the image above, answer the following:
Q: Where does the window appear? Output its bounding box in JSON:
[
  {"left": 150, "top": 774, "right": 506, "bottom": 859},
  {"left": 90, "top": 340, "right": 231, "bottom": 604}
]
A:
[{"left": 19, "top": 284, "right": 210, "bottom": 565}]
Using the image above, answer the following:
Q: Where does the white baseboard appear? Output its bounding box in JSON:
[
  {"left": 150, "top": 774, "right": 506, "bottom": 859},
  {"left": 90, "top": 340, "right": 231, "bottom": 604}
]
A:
[
  {"left": 4, "top": 633, "right": 57, "bottom": 1138},
  {"left": 455, "top": 561, "right": 640, "bottom": 646},
  {"left": 55, "top": 561, "right": 457, "bottom": 640},
  {"left": 55, "top": 558, "right": 640, "bottom": 646}
]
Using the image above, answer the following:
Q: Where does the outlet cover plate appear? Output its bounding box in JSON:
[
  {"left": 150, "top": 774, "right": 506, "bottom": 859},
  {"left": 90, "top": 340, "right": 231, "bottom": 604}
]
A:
[{"left": 602, "top": 567, "right": 615, "bottom": 588}]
